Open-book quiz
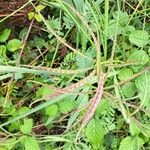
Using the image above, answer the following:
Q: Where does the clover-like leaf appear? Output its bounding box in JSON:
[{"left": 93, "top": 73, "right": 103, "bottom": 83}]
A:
[
  {"left": 127, "top": 50, "right": 149, "bottom": 72},
  {"left": 0, "top": 29, "right": 11, "bottom": 43},
  {"left": 7, "top": 39, "right": 22, "bottom": 52},
  {"left": 118, "top": 68, "right": 133, "bottom": 81},
  {"left": 24, "top": 136, "right": 40, "bottom": 150},
  {"left": 129, "top": 30, "right": 149, "bottom": 47},
  {"left": 122, "top": 82, "right": 137, "bottom": 98},
  {"left": 20, "top": 119, "right": 33, "bottom": 134},
  {"left": 45, "top": 104, "right": 58, "bottom": 116},
  {"left": 59, "top": 99, "right": 76, "bottom": 114}
]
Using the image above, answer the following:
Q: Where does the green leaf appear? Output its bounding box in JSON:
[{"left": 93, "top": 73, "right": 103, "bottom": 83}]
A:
[
  {"left": 121, "top": 82, "right": 137, "bottom": 98},
  {"left": 140, "top": 125, "right": 150, "bottom": 137},
  {"left": 132, "top": 136, "right": 144, "bottom": 150},
  {"left": 0, "top": 29, "right": 11, "bottom": 42},
  {"left": 0, "top": 45, "right": 7, "bottom": 58},
  {"left": 34, "top": 36, "right": 45, "bottom": 48},
  {"left": 20, "top": 119, "right": 33, "bottom": 134},
  {"left": 24, "top": 136, "right": 40, "bottom": 150},
  {"left": 19, "top": 28, "right": 28, "bottom": 40},
  {"left": 119, "top": 136, "right": 144, "bottom": 150},
  {"left": 106, "top": 19, "right": 124, "bottom": 38},
  {"left": 45, "top": 104, "right": 58, "bottom": 116},
  {"left": 113, "top": 11, "right": 129, "bottom": 26},
  {"left": 96, "top": 98, "right": 111, "bottom": 114},
  {"left": 14, "top": 72, "right": 23, "bottom": 80},
  {"left": 85, "top": 119, "right": 105, "bottom": 146},
  {"left": 76, "top": 48, "right": 94, "bottom": 69},
  {"left": 8, "top": 121, "right": 20, "bottom": 132},
  {"left": 36, "top": 85, "right": 54, "bottom": 99},
  {"left": 129, "top": 122, "right": 141, "bottom": 136},
  {"left": 129, "top": 30, "right": 149, "bottom": 47},
  {"left": 18, "top": 107, "right": 30, "bottom": 116},
  {"left": 135, "top": 73, "right": 150, "bottom": 107},
  {"left": 28, "top": 12, "right": 35, "bottom": 20},
  {"left": 119, "top": 136, "right": 133, "bottom": 150},
  {"left": 7, "top": 39, "right": 22, "bottom": 52},
  {"left": 42, "top": 85, "right": 55, "bottom": 98},
  {"left": 127, "top": 50, "right": 149, "bottom": 72},
  {"left": 59, "top": 99, "right": 76, "bottom": 114},
  {"left": 3, "top": 138, "right": 16, "bottom": 150},
  {"left": 118, "top": 68, "right": 133, "bottom": 81}
]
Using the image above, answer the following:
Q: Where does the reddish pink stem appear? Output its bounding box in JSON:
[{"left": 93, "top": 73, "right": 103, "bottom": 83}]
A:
[{"left": 82, "top": 72, "right": 104, "bottom": 125}]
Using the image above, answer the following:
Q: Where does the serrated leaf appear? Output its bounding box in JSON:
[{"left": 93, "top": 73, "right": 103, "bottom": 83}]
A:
[
  {"left": 18, "top": 106, "right": 30, "bottom": 116},
  {"left": 20, "top": 119, "right": 33, "bottom": 134},
  {"left": 119, "top": 136, "right": 133, "bottom": 150},
  {"left": 135, "top": 73, "right": 150, "bottom": 107},
  {"left": 118, "top": 68, "right": 133, "bottom": 81},
  {"left": 34, "top": 36, "right": 45, "bottom": 48},
  {"left": 129, "top": 30, "right": 149, "bottom": 47},
  {"left": 96, "top": 98, "right": 110, "bottom": 114},
  {"left": 3, "top": 138, "right": 16, "bottom": 150},
  {"left": 9, "top": 121, "right": 20, "bottom": 132},
  {"left": 0, "top": 29, "right": 11, "bottom": 42},
  {"left": 132, "top": 136, "right": 144, "bottom": 150},
  {"left": 7, "top": 39, "right": 22, "bottom": 52},
  {"left": 121, "top": 82, "right": 137, "bottom": 98},
  {"left": 127, "top": 50, "right": 149, "bottom": 72},
  {"left": 85, "top": 119, "right": 105, "bottom": 146},
  {"left": 59, "top": 99, "right": 76, "bottom": 114},
  {"left": 28, "top": 12, "right": 35, "bottom": 20},
  {"left": 19, "top": 28, "right": 28, "bottom": 40},
  {"left": 113, "top": 11, "right": 129, "bottom": 26},
  {"left": 42, "top": 85, "right": 55, "bottom": 98},
  {"left": 106, "top": 19, "right": 123, "bottom": 38},
  {"left": 45, "top": 104, "right": 58, "bottom": 116},
  {"left": 119, "top": 136, "right": 144, "bottom": 150},
  {"left": 129, "top": 122, "right": 141, "bottom": 136},
  {"left": 24, "top": 136, "right": 40, "bottom": 150},
  {"left": 76, "top": 48, "right": 94, "bottom": 69}
]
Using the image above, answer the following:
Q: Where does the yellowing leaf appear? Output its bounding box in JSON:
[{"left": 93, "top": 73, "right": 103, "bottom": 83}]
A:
[
  {"left": 0, "top": 146, "right": 7, "bottom": 150},
  {"left": 34, "top": 14, "right": 43, "bottom": 22},
  {"left": 28, "top": 12, "right": 35, "bottom": 20},
  {"left": 36, "top": 4, "right": 46, "bottom": 12}
]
